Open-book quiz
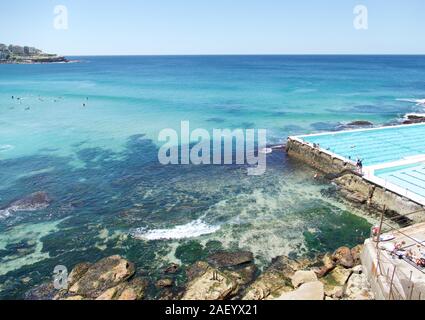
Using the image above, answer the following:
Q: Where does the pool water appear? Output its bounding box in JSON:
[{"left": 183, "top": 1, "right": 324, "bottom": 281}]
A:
[
  {"left": 300, "top": 124, "right": 425, "bottom": 166},
  {"left": 375, "top": 163, "right": 425, "bottom": 198}
]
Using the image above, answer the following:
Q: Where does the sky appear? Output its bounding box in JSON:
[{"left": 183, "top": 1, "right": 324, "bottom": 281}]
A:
[{"left": 0, "top": 0, "right": 424, "bottom": 55}]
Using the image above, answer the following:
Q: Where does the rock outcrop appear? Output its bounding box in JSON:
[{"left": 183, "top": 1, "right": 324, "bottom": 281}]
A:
[
  {"left": 242, "top": 256, "right": 302, "bottom": 300},
  {"left": 26, "top": 255, "right": 147, "bottom": 300},
  {"left": 291, "top": 270, "right": 318, "bottom": 288},
  {"left": 68, "top": 255, "right": 135, "bottom": 298},
  {"left": 332, "top": 247, "right": 354, "bottom": 268},
  {"left": 402, "top": 114, "right": 425, "bottom": 125},
  {"left": 24, "top": 247, "right": 374, "bottom": 301},
  {"left": 274, "top": 281, "right": 325, "bottom": 300},
  {"left": 182, "top": 261, "right": 240, "bottom": 300}
]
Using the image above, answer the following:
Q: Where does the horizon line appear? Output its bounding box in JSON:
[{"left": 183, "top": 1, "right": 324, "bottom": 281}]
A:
[{"left": 63, "top": 53, "right": 425, "bottom": 57}]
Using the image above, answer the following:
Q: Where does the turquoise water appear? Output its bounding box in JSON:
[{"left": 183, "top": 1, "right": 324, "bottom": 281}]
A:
[
  {"left": 375, "top": 163, "right": 425, "bottom": 198},
  {"left": 1, "top": 55, "right": 425, "bottom": 299},
  {"left": 302, "top": 124, "right": 425, "bottom": 166}
]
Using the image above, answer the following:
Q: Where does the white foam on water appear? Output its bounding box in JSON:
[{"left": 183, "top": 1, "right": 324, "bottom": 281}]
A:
[
  {"left": 397, "top": 98, "right": 425, "bottom": 106},
  {"left": 131, "top": 219, "right": 220, "bottom": 241},
  {"left": 0, "top": 145, "right": 14, "bottom": 152}
]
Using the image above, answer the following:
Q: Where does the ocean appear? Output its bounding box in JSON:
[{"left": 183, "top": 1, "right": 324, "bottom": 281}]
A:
[{"left": 0, "top": 55, "right": 424, "bottom": 299}]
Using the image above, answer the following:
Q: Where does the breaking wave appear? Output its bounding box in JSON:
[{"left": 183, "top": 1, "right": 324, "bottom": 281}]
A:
[{"left": 131, "top": 219, "right": 220, "bottom": 240}]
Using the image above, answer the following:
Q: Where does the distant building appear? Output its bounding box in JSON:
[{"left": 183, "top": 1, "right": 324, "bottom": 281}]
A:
[
  {"left": 8, "top": 45, "right": 25, "bottom": 55},
  {"left": 0, "top": 43, "right": 7, "bottom": 51},
  {"left": 0, "top": 51, "right": 9, "bottom": 61},
  {"left": 24, "top": 46, "right": 42, "bottom": 56}
]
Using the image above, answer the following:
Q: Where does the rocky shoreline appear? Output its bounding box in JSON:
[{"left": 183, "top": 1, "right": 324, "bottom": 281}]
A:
[
  {"left": 26, "top": 245, "right": 373, "bottom": 301},
  {"left": 0, "top": 43, "right": 69, "bottom": 64}
]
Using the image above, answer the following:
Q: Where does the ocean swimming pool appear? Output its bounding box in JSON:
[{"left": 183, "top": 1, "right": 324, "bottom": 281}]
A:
[
  {"left": 375, "top": 163, "right": 425, "bottom": 198},
  {"left": 300, "top": 123, "right": 425, "bottom": 166},
  {"left": 295, "top": 123, "right": 425, "bottom": 205}
]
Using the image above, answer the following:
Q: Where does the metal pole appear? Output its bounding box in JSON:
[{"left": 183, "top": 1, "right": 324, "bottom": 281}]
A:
[{"left": 389, "top": 265, "right": 397, "bottom": 300}]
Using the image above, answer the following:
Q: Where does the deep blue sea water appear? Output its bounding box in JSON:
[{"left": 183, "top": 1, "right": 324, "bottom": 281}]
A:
[{"left": 0, "top": 55, "right": 424, "bottom": 299}]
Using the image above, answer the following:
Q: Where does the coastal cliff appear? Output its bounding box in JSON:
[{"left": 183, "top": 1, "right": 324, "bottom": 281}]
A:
[{"left": 0, "top": 43, "right": 68, "bottom": 64}]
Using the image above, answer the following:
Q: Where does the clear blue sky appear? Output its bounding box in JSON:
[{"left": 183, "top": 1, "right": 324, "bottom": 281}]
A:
[{"left": 1, "top": 0, "right": 424, "bottom": 55}]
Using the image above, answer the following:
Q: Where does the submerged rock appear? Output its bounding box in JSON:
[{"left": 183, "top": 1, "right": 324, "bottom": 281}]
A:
[
  {"left": 1, "top": 191, "right": 51, "bottom": 215},
  {"left": 68, "top": 255, "right": 135, "bottom": 299},
  {"left": 346, "top": 121, "right": 374, "bottom": 127},
  {"left": 207, "top": 251, "right": 254, "bottom": 268},
  {"left": 164, "top": 263, "right": 179, "bottom": 274}
]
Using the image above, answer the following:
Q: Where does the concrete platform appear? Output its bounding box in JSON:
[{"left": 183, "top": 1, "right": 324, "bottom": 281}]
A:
[{"left": 361, "top": 222, "right": 425, "bottom": 300}]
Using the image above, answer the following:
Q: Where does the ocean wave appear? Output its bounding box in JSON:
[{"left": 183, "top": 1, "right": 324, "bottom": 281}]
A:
[
  {"left": 397, "top": 98, "right": 425, "bottom": 106},
  {"left": 131, "top": 219, "right": 220, "bottom": 240},
  {"left": 0, "top": 145, "right": 14, "bottom": 152}
]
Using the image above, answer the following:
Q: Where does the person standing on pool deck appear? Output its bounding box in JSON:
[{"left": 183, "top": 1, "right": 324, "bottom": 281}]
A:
[{"left": 356, "top": 158, "right": 364, "bottom": 174}]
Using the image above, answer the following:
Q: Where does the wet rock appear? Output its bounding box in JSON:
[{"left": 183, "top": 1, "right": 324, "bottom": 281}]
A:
[
  {"left": 274, "top": 281, "right": 324, "bottom": 300},
  {"left": 332, "top": 247, "right": 354, "bottom": 268},
  {"left": 182, "top": 262, "right": 239, "bottom": 300},
  {"left": 347, "top": 121, "right": 374, "bottom": 127},
  {"left": 24, "top": 283, "right": 57, "bottom": 300},
  {"left": 207, "top": 251, "right": 254, "bottom": 268},
  {"left": 242, "top": 256, "right": 300, "bottom": 300},
  {"left": 402, "top": 114, "right": 425, "bottom": 125},
  {"left": 351, "top": 245, "right": 363, "bottom": 266},
  {"left": 68, "top": 262, "right": 92, "bottom": 287},
  {"left": 2, "top": 191, "right": 51, "bottom": 213},
  {"left": 156, "top": 278, "right": 173, "bottom": 288},
  {"left": 291, "top": 270, "right": 318, "bottom": 288},
  {"left": 164, "top": 263, "right": 179, "bottom": 274},
  {"left": 69, "top": 255, "right": 135, "bottom": 299}
]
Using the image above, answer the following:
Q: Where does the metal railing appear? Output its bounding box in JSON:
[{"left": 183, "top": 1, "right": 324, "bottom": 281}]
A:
[{"left": 374, "top": 207, "right": 425, "bottom": 300}]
